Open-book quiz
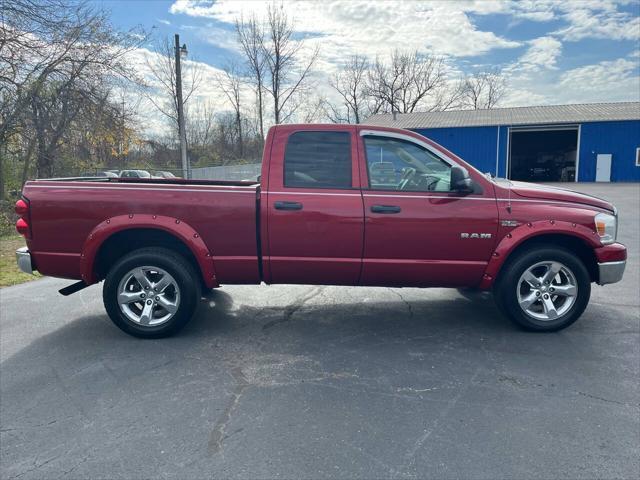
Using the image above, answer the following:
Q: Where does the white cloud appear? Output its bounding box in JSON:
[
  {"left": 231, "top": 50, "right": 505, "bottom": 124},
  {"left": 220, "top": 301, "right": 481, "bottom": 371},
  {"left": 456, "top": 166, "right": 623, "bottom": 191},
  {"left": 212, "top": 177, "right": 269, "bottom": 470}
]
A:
[
  {"left": 507, "top": 1, "right": 557, "bottom": 22},
  {"left": 502, "top": 54, "right": 640, "bottom": 106},
  {"left": 558, "top": 58, "right": 639, "bottom": 99},
  {"left": 519, "top": 36, "right": 562, "bottom": 70},
  {"left": 169, "top": 0, "right": 521, "bottom": 59},
  {"left": 469, "top": 0, "right": 639, "bottom": 41},
  {"left": 555, "top": 7, "right": 640, "bottom": 41},
  {"left": 194, "top": 24, "right": 244, "bottom": 55},
  {"left": 517, "top": 10, "right": 555, "bottom": 22}
]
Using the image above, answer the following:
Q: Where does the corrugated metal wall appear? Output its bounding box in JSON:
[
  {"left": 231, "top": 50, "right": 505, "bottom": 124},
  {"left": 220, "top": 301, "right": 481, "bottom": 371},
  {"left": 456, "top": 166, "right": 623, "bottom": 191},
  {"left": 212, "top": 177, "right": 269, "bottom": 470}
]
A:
[
  {"left": 413, "top": 120, "right": 640, "bottom": 182},
  {"left": 577, "top": 120, "right": 640, "bottom": 182},
  {"left": 413, "top": 126, "right": 500, "bottom": 175}
]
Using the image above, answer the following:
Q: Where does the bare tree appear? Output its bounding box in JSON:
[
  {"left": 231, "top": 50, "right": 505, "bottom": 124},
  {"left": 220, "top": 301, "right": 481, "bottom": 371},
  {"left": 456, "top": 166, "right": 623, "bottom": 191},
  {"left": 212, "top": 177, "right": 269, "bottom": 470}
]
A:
[
  {"left": 367, "top": 50, "right": 460, "bottom": 114},
  {"left": 328, "top": 54, "right": 369, "bottom": 124},
  {"left": 216, "top": 62, "right": 245, "bottom": 158},
  {"left": 323, "top": 100, "right": 351, "bottom": 124},
  {"left": 296, "top": 93, "right": 327, "bottom": 124},
  {"left": 187, "top": 100, "right": 216, "bottom": 147},
  {"left": 262, "top": 3, "right": 318, "bottom": 124},
  {"left": 144, "top": 35, "right": 202, "bottom": 129},
  {"left": 460, "top": 69, "right": 506, "bottom": 110},
  {"left": 235, "top": 15, "right": 267, "bottom": 139}
]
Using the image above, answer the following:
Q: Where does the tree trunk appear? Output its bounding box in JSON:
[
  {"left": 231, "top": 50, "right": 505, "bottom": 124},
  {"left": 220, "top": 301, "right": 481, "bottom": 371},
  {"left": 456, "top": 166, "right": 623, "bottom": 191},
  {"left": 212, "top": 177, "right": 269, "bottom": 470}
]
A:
[
  {"left": 21, "top": 138, "right": 36, "bottom": 186},
  {"left": 0, "top": 145, "right": 5, "bottom": 200},
  {"left": 236, "top": 109, "right": 243, "bottom": 158},
  {"left": 273, "top": 73, "right": 280, "bottom": 124},
  {"left": 36, "top": 137, "right": 52, "bottom": 178},
  {"left": 257, "top": 86, "right": 264, "bottom": 140}
]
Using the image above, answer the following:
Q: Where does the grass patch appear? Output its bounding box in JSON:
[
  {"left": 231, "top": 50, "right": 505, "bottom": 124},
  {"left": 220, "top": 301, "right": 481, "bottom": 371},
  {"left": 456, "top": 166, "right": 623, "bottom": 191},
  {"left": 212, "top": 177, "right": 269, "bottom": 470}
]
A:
[{"left": 0, "top": 236, "right": 41, "bottom": 287}]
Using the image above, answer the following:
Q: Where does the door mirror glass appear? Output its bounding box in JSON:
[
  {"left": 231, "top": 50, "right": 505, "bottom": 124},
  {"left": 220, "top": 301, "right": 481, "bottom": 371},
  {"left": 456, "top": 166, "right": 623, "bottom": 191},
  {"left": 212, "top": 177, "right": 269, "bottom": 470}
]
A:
[{"left": 451, "top": 166, "right": 473, "bottom": 193}]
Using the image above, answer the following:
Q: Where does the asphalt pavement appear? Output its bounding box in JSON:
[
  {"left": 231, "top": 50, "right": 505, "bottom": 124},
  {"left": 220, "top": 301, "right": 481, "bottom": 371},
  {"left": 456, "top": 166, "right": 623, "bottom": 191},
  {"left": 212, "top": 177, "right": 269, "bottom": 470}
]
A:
[{"left": 1, "top": 183, "right": 638, "bottom": 479}]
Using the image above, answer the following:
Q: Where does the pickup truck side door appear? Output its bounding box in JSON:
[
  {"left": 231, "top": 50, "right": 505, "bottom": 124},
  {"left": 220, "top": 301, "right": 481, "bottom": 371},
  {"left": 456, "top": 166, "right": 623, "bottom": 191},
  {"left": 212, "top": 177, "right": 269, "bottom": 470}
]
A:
[
  {"left": 264, "top": 126, "right": 364, "bottom": 285},
  {"left": 358, "top": 129, "right": 498, "bottom": 287}
]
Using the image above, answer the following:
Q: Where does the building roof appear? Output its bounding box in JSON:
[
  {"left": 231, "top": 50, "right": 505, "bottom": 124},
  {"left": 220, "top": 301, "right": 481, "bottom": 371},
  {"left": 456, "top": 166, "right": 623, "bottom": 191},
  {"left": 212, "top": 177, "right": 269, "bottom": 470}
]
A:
[{"left": 363, "top": 102, "right": 640, "bottom": 129}]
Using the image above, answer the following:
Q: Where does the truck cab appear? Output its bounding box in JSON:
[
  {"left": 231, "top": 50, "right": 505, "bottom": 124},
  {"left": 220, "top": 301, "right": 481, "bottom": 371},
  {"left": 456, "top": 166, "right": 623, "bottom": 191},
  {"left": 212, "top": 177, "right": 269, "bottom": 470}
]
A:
[{"left": 262, "top": 125, "right": 497, "bottom": 288}]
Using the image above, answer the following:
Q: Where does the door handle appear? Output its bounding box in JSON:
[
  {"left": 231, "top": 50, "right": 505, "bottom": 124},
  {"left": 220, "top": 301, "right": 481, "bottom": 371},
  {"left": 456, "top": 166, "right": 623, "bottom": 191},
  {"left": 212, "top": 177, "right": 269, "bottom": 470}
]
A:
[
  {"left": 371, "top": 205, "right": 401, "bottom": 214},
  {"left": 274, "top": 201, "right": 303, "bottom": 211}
]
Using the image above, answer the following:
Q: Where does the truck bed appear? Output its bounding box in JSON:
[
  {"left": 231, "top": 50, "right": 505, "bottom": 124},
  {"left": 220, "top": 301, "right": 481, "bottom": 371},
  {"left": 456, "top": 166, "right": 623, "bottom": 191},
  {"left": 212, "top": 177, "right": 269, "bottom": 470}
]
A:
[{"left": 22, "top": 178, "right": 262, "bottom": 285}]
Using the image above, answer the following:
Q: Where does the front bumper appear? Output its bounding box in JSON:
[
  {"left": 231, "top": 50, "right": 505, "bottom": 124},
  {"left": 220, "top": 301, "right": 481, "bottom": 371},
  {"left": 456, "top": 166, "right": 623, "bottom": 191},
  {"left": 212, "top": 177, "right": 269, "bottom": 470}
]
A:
[
  {"left": 594, "top": 242, "right": 626, "bottom": 285},
  {"left": 16, "top": 247, "right": 34, "bottom": 275},
  {"left": 597, "top": 260, "right": 626, "bottom": 285}
]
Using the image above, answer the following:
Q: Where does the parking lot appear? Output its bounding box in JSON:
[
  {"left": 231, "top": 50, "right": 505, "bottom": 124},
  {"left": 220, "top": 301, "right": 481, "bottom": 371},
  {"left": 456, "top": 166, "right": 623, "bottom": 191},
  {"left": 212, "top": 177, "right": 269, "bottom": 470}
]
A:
[{"left": 1, "top": 183, "right": 638, "bottom": 479}]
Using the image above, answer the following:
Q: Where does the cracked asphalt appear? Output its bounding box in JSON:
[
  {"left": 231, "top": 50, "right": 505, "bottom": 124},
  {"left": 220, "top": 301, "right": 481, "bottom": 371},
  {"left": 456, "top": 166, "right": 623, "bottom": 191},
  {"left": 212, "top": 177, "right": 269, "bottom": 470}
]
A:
[{"left": 1, "top": 183, "right": 639, "bottom": 479}]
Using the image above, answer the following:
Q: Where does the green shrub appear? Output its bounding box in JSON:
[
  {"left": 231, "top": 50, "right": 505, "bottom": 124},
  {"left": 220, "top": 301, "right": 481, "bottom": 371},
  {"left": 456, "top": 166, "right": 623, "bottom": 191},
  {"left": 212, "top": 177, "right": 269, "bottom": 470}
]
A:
[{"left": 0, "top": 201, "right": 17, "bottom": 237}]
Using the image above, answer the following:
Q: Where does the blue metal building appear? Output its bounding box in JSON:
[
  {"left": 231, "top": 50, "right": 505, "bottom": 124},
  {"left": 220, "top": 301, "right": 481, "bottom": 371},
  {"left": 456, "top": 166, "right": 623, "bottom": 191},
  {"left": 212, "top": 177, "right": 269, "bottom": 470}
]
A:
[{"left": 365, "top": 102, "right": 640, "bottom": 182}]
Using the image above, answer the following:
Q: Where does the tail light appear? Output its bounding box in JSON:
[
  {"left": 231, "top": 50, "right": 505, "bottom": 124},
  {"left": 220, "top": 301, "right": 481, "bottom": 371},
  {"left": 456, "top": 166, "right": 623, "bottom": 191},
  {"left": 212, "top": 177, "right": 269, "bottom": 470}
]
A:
[{"left": 15, "top": 198, "right": 32, "bottom": 238}]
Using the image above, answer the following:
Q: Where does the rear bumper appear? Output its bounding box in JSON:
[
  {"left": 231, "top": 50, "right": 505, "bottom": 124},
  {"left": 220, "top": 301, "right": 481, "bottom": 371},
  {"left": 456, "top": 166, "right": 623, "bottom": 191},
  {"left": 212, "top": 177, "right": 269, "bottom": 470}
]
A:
[
  {"left": 597, "top": 260, "right": 626, "bottom": 286},
  {"left": 16, "top": 247, "right": 34, "bottom": 275}
]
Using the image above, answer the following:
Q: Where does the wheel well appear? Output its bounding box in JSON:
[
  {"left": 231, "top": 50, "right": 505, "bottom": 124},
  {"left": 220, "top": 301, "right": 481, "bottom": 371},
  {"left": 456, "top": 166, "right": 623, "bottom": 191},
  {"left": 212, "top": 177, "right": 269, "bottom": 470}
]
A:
[
  {"left": 94, "top": 228, "right": 202, "bottom": 283},
  {"left": 500, "top": 234, "right": 598, "bottom": 283}
]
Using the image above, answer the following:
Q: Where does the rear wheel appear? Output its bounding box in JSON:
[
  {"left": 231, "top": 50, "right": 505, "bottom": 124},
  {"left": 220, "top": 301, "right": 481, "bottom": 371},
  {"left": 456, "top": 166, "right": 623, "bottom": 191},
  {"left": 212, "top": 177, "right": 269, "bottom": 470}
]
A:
[
  {"left": 494, "top": 246, "right": 590, "bottom": 331},
  {"left": 103, "top": 247, "right": 201, "bottom": 338}
]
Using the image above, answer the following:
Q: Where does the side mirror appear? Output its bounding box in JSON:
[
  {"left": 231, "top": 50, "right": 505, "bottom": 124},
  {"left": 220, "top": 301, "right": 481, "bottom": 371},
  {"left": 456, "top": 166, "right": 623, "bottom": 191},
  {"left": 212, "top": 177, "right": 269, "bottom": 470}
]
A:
[{"left": 451, "top": 166, "right": 473, "bottom": 194}]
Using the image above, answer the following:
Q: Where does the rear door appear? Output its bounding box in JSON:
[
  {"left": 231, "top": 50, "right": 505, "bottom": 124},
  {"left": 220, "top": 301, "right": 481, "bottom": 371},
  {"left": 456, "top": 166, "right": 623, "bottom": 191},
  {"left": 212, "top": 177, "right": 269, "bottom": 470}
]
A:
[
  {"left": 265, "top": 126, "right": 364, "bottom": 285},
  {"left": 358, "top": 129, "right": 498, "bottom": 287}
]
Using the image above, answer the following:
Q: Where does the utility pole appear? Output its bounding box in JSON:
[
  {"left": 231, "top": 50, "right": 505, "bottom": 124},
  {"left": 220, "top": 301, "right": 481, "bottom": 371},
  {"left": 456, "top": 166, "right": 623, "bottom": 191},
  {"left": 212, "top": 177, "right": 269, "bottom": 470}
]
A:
[
  {"left": 174, "top": 34, "right": 189, "bottom": 179},
  {"left": 120, "top": 97, "right": 125, "bottom": 170}
]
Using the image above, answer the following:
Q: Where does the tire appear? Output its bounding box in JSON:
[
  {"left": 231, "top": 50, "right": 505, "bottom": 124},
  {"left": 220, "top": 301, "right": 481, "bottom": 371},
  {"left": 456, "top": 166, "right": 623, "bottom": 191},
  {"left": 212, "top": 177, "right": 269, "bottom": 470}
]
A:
[
  {"left": 103, "top": 247, "right": 201, "bottom": 338},
  {"left": 494, "top": 245, "right": 591, "bottom": 332}
]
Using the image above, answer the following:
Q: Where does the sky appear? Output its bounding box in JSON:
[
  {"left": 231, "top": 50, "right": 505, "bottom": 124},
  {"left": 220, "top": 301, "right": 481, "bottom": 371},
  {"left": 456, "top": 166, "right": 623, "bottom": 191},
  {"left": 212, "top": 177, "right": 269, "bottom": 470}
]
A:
[{"left": 100, "top": 0, "right": 640, "bottom": 133}]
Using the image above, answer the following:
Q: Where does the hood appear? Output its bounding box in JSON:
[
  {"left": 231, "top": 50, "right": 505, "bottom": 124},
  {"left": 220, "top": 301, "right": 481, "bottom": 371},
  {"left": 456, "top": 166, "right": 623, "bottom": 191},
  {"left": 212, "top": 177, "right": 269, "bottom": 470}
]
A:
[{"left": 494, "top": 179, "right": 615, "bottom": 212}]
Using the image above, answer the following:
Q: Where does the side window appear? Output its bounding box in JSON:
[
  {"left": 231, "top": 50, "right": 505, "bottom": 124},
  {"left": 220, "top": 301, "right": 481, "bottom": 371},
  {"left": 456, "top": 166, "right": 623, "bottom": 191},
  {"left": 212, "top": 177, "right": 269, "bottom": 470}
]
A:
[
  {"left": 284, "top": 131, "right": 352, "bottom": 189},
  {"left": 364, "top": 136, "right": 452, "bottom": 192}
]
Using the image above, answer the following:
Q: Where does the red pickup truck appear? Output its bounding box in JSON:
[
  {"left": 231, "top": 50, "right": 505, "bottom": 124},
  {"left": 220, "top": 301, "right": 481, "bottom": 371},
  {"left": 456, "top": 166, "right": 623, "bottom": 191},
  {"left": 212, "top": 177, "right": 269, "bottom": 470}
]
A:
[{"left": 15, "top": 124, "right": 626, "bottom": 338}]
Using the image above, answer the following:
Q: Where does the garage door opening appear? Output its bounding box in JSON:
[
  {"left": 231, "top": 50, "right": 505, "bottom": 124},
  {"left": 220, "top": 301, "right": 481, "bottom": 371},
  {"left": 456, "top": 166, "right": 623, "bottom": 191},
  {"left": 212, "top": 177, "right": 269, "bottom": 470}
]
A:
[{"left": 509, "top": 127, "right": 578, "bottom": 182}]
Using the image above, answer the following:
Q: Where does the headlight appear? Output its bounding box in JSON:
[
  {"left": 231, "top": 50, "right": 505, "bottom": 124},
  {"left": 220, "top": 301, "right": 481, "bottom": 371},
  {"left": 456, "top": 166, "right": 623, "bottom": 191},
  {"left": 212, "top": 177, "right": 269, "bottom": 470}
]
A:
[{"left": 595, "top": 212, "right": 617, "bottom": 245}]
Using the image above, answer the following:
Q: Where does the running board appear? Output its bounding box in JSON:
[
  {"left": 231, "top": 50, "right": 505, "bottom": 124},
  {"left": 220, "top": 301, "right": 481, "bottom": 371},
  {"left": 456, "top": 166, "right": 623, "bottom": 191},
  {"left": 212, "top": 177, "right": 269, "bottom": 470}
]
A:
[{"left": 58, "top": 281, "right": 88, "bottom": 296}]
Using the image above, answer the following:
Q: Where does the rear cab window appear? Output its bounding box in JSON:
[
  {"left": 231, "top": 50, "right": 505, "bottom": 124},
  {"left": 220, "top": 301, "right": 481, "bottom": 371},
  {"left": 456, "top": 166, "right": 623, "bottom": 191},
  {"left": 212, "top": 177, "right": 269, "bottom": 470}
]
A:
[{"left": 284, "top": 131, "right": 352, "bottom": 189}]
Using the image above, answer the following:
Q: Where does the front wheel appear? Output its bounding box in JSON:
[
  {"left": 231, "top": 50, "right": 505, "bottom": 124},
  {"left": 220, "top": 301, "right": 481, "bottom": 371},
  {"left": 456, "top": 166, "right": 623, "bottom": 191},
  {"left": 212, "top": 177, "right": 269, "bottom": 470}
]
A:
[
  {"left": 103, "top": 247, "right": 201, "bottom": 338},
  {"left": 494, "top": 246, "right": 591, "bottom": 332}
]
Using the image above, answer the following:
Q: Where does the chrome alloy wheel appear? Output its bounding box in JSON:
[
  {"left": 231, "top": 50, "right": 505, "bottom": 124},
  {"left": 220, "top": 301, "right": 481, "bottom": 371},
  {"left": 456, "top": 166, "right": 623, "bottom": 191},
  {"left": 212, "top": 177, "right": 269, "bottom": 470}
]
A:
[
  {"left": 117, "top": 266, "right": 180, "bottom": 326},
  {"left": 517, "top": 261, "right": 578, "bottom": 321}
]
